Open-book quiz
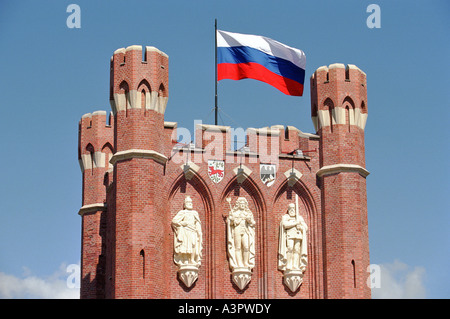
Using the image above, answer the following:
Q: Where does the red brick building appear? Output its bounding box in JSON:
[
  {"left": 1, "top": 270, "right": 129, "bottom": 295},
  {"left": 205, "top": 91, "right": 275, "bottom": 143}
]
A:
[{"left": 77, "top": 45, "right": 370, "bottom": 299}]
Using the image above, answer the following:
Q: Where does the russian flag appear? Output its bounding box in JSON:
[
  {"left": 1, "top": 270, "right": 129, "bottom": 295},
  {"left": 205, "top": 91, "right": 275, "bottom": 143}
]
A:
[{"left": 217, "top": 30, "right": 306, "bottom": 96}]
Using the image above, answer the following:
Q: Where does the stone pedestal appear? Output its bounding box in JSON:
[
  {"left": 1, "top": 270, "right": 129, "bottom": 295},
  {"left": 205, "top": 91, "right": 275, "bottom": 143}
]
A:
[
  {"left": 283, "top": 269, "right": 304, "bottom": 292},
  {"left": 178, "top": 265, "right": 199, "bottom": 288},
  {"left": 232, "top": 267, "right": 252, "bottom": 290}
]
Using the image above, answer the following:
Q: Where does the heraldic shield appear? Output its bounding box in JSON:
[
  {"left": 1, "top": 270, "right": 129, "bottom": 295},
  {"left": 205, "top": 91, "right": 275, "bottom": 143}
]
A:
[
  {"left": 260, "top": 163, "right": 276, "bottom": 187},
  {"left": 208, "top": 160, "right": 224, "bottom": 183}
]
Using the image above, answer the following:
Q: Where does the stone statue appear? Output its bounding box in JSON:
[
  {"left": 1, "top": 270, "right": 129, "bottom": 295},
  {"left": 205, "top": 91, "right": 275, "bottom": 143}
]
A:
[
  {"left": 172, "top": 196, "right": 202, "bottom": 287},
  {"left": 226, "top": 197, "right": 256, "bottom": 290},
  {"left": 278, "top": 195, "right": 308, "bottom": 292}
]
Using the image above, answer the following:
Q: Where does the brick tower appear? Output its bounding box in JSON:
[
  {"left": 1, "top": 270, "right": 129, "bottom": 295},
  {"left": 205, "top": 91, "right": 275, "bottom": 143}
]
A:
[
  {"left": 311, "top": 64, "right": 370, "bottom": 298},
  {"left": 78, "top": 110, "right": 114, "bottom": 298},
  {"left": 107, "top": 45, "right": 169, "bottom": 298},
  {"left": 77, "top": 45, "right": 371, "bottom": 299}
]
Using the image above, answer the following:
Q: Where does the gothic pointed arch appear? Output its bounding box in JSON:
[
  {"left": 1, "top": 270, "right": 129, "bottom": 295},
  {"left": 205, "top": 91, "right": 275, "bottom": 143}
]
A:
[
  {"left": 342, "top": 96, "right": 356, "bottom": 130},
  {"left": 137, "top": 79, "right": 151, "bottom": 93},
  {"left": 323, "top": 97, "right": 335, "bottom": 131},
  {"left": 85, "top": 143, "right": 95, "bottom": 172},
  {"left": 101, "top": 142, "right": 114, "bottom": 169},
  {"left": 166, "top": 170, "right": 214, "bottom": 297},
  {"left": 219, "top": 174, "right": 267, "bottom": 296},
  {"left": 271, "top": 177, "right": 321, "bottom": 298},
  {"left": 273, "top": 178, "right": 318, "bottom": 228},
  {"left": 118, "top": 80, "right": 131, "bottom": 115},
  {"left": 168, "top": 170, "right": 214, "bottom": 215},
  {"left": 137, "top": 79, "right": 151, "bottom": 113}
]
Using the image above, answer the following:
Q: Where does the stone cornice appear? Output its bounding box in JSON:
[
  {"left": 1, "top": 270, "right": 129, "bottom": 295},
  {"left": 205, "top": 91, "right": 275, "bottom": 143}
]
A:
[
  {"left": 316, "top": 164, "right": 370, "bottom": 178},
  {"left": 78, "top": 203, "right": 107, "bottom": 216},
  {"left": 110, "top": 149, "right": 168, "bottom": 165}
]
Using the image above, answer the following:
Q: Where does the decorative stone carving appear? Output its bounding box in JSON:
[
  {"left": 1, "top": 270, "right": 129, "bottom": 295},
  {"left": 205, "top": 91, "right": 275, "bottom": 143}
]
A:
[
  {"left": 231, "top": 268, "right": 253, "bottom": 290},
  {"left": 233, "top": 164, "right": 252, "bottom": 184},
  {"left": 178, "top": 265, "right": 199, "bottom": 288},
  {"left": 172, "top": 196, "right": 203, "bottom": 288},
  {"left": 283, "top": 168, "right": 303, "bottom": 187},
  {"left": 181, "top": 162, "right": 200, "bottom": 181},
  {"left": 225, "top": 197, "right": 256, "bottom": 290},
  {"left": 278, "top": 195, "right": 308, "bottom": 292}
]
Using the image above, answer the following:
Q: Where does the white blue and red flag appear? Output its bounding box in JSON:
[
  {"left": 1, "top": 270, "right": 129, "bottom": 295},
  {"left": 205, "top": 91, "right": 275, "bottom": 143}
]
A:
[{"left": 216, "top": 30, "right": 306, "bottom": 96}]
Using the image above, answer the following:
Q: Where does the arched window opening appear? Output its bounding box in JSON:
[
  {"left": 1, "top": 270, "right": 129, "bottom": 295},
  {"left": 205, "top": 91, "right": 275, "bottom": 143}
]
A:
[
  {"left": 343, "top": 97, "right": 355, "bottom": 132},
  {"left": 102, "top": 143, "right": 114, "bottom": 169},
  {"left": 158, "top": 83, "right": 165, "bottom": 97},
  {"left": 141, "top": 89, "right": 146, "bottom": 116},
  {"left": 119, "top": 81, "right": 130, "bottom": 117},
  {"left": 137, "top": 80, "right": 151, "bottom": 116},
  {"left": 324, "top": 98, "right": 334, "bottom": 133},
  {"left": 345, "top": 106, "right": 350, "bottom": 132},
  {"left": 86, "top": 144, "right": 95, "bottom": 175}
]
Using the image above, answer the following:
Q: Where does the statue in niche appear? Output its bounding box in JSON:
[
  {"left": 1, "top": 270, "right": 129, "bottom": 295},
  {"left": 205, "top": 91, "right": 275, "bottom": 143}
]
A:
[
  {"left": 226, "top": 197, "right": 256, "bottom": 290},
  {"left": 278, "top": 195, "right": 308, "bottom": 292},
  {"left": 172, "top": 196, "right": 202, "bottom": 287}
]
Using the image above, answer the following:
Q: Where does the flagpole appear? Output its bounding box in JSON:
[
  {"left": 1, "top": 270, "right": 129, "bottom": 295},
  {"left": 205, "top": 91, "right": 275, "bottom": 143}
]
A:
[{"left": 215, "top": 18, "right": 218, "bottom": 125}]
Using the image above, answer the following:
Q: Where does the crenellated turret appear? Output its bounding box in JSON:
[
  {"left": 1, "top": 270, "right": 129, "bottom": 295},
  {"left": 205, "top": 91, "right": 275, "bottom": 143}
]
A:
[
  {"left": 310, "top": 63, "right": 368, "bottom": 133},
  {"left": 77, "top": 109, "right": 114, "bottom": 299},
  {"left": 78, "top": 110, "right": 114, "bottom": 205},
  {"left": 311, "top": 63, "right": 371, "bottom": 299},
  {"left": 106, "top": 45, "right": 170, "bottom": 299},
  {"left": 109, "top": 45, "right": 169, "bottom": 116},
  {"left": 109, "top": 45, "right": 169, "bottom": 154}
]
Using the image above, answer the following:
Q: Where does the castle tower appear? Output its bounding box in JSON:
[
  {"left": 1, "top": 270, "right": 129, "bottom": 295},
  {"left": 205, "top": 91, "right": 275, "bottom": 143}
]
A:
[
  {"left": 311, "top": 64, "right": 370, "bottom": 298},
  {"left": 78, "top": 46, "right": 372, "bottom": 299},
  {"left": 78, "top": 111, "right": 114, "bottom": 298},
  {"left": 106, "top": 45, "right": 169, "bottom": 298}
]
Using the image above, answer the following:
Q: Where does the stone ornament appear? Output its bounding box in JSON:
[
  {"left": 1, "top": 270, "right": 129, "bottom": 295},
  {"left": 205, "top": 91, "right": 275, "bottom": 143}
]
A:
[
  {"left": 172, "top": 196, "right": 203, "bottom": 288},
  {"left": 284, "top": 168, "right": 303, "bottom": 187},
  {"left": 225, "top": 197, "right": 256, "bottom": 290},
  {"left": 278, "top": 195, "right": 308, "bottom": 292}
]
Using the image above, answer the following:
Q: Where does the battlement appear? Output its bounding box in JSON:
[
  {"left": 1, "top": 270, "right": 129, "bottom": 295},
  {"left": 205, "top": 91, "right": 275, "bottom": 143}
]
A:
[
  {"left": 310, "top": 63, "right": 368, "bottom": 132},
  {"left": 80, "top": 110, "right": 113, "bottom": 128},
  {"left": 311, "top": 63, "right": 366, "bottom": 86},
  {"left": 180, "top": 123, "right": 319, "bottom": 165},
  {"left": 112, "top": 45, "right": 168, "bottom": 62},
  {"left": 109, "top": 45, "right": 169, "bottom": 115}
]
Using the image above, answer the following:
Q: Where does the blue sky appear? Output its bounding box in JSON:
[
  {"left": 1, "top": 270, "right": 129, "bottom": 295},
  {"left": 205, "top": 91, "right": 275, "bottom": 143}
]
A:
[{"left": 0, "top": 0, "right": 448, "bottom": 299}]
